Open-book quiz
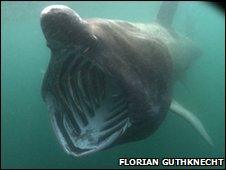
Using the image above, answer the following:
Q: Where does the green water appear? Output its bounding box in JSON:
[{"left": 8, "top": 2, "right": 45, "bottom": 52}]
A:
[{"left": 1, "top": 1, "right": 225, "bottom": 169}]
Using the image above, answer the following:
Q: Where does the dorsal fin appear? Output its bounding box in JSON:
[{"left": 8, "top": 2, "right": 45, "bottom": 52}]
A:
[{"left": 156, "top": 1, "right": 179, "bottom": 28}]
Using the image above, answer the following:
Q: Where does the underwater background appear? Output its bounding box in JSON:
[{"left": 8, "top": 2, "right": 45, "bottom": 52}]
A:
[{"left": 1, "top": 1, "right": 225, "bottom": 169}]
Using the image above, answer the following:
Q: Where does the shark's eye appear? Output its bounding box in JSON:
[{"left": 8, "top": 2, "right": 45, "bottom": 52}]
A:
[
  {"left": 46, "top": 43, "right": 59, "bottom": 52},
  {"left": 46, "top": 42, "right": 51, "bottom": 49},
  {"left": 46, "top": 40, "right": 64, "bottom": 51}
]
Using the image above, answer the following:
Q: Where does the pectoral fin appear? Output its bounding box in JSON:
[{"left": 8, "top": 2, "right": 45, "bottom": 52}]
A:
[{"left": 170, "top": 99, "right": 214, "bottom": 146}]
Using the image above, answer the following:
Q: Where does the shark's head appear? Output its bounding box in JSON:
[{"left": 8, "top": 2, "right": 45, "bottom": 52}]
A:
[
  {"left": 40, "top": 5, "right": 172, "bottom": 157},
  {"left": 40, "top": 5, "right": 97, "bottom": 50},
  {"left": 40, "top": 2, "right": 214, "bottom": 158}
]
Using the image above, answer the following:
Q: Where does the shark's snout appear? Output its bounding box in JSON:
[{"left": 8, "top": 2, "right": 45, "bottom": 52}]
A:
[
  {"left": 41, "top": 5, "right": 76, "bottom": 17},
  {"left": 40, "top": 5, "right": 94, "bottom": 46}
]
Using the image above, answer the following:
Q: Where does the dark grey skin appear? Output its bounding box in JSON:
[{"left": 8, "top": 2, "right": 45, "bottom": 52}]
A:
[{"left": 40, "top": 3, "right": 201, "bottom": 157}]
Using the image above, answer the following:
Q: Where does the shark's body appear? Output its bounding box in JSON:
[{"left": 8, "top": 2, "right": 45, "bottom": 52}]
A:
[{"left": 40, "top": 2, "right": 212, "bottom": 157}]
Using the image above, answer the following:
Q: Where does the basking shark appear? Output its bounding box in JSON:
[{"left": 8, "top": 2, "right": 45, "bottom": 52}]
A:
[{"left": 40, "top": 2, "right": 213, "bottom": 157}]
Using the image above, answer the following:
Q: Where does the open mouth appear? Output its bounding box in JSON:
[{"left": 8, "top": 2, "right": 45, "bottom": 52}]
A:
[{"left": 43, "top": 46, "right": 131, "bottom": 157}]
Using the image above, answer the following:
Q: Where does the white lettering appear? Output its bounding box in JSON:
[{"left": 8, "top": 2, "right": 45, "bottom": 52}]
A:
[
  {"left": 119, "top": 158, "right": 125, "bottom": 166},
  {"left": 119, "top": 158, "right": 224, "bottom": 166}
]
